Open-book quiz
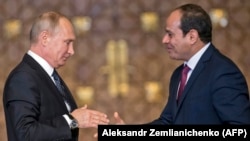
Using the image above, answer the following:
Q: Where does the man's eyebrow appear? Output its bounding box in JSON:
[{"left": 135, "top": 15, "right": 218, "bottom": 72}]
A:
[
  {"left": 65, "top": 39, "right": 75, "bottom": 42},
  {"left": 165, "top": 29, "right": 172, "bottom": 34}
]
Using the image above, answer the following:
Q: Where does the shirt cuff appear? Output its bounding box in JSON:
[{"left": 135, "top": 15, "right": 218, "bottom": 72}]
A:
[{"left": 63, "top": 114, "right": 72, "bottom": 128}]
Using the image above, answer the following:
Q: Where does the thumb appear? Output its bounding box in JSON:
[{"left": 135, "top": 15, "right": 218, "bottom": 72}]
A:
[
  {"left": 93, "top": 132, "right": 98, "bottom": 138},
  {"left": 81, "top": 104, "right": 88, "bottom": 109},
  {"left": 114, "top": 112, "right": 125, "bottom": 124}
]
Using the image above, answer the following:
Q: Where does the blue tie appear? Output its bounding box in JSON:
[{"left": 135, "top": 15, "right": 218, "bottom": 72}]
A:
[
  {"left": 52, "top": 71, "right": 69, "bottom": 103},
  {"left": 52, "top": 71, "right": 72, "bottom": 111}
]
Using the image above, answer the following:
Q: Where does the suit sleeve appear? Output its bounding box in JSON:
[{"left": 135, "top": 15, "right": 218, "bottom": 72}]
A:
[
  {"left": 147, "top": 69, "right": 180, "bottom": 125},
  {"left": 4, "top": 71, "right": 73, "bottom": 141},
  {"left": 212, "top": 61, "right": 250, "bottom": 124}
]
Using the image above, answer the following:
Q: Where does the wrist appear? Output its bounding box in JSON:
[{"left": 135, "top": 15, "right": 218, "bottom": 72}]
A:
[{"left": 68, "top": 114, "right": 79, "bottom": 129}]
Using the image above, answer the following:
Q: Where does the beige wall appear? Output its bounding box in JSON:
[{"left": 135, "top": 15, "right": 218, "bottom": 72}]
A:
[{"left": 1, "top": 0, "right": 250, "bottom": 140}]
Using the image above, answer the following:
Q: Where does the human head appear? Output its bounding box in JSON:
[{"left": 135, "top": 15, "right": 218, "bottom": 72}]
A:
[
  {"left": 30, "top": 11, "right": 76, "bottom": 68},
  {"left": 162, "top": 4, "right": 212, "bottom": 61}
]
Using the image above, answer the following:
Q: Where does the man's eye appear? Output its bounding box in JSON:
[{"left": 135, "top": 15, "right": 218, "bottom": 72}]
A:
[
  {"left": 65, "top": 41, "right": 71, "bottom": 45},
  {"left": 167, "top": 33, "right": 172, "bottom": 37},
  {"left": 165, "top": 30, "right": 173, "bottom": 38}
]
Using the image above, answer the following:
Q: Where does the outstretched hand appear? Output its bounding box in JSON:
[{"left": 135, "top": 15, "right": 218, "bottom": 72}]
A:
[
  {"left": 114, "top": 112, "right": 125, "bottom": 124},
  {"left": 71, "top": 104, "right": 109, "bottom": 128},
  {"left": 94, "top": 112, "right": 126, "bottom": 138}
]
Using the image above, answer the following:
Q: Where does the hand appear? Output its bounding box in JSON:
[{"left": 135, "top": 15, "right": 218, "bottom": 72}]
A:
[
  {"left": 71, "top": 105, "right": 110, "bottom": 128},
  {"left": 93, "top": 112, "right": 125, "bottom": 138},
  {"left": 114, "top": 112, "right": 125, "bottom": 124}
]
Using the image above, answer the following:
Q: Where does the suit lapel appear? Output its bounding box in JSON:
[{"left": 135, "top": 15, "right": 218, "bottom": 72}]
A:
[
  {"left": 173, "top": 44, "right": 216, "bottom": 118},
  {"left": 171, "top": 66, "right": 182, "bottom": 117},
  {"left": 23, "top": 54, "right": 76, "bottom": 112}
]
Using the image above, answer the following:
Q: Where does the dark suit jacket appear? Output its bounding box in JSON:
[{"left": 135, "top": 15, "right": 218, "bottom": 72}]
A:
[
  {"left": 150, "top": 44, "right": 250, "bottom": 124},
  {"left": 3, "top": 54, "right": 78, "bottom": 141}
]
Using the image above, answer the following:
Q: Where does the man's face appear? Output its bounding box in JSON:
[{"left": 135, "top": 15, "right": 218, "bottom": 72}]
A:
[
  {"left": 162, "top": 10, "right": 191, "bottom": 61},
  {"left": 46, "top": 18, "right": 76, "bottom": 68}
]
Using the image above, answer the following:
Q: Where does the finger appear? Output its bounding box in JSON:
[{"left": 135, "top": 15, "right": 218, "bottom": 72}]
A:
[
  {"left": 91, "top": 111, "right": 107, "bottom": 118},
  {"left": 98, "top": 119, "right": 109, "bottom": 124},
  {"left": 94, "top": 133, "right": 98, "bottom": 138},
  {"left": 90, "top": 113, "right": 108, "bottom": 123},
  {"left": 97, "top": 115, "right": 110, "bottom": 124},
  {"left": 93, "top": 116, "right": 109, "bottom": 125},
  {"left": 114, "top": 112, "right": 119, "bottom": 118},
  {"left": 81, "top": 104, "right": 88, "bottom": 109},
  {"left": 114, "top": 112, "right": 124, "bottom": 124},
  {"left": 90, "top": 114, "right": 109, "bottom": 126},
  {"left": 114, "top": 112, "right": 121, "bottom": 121}
]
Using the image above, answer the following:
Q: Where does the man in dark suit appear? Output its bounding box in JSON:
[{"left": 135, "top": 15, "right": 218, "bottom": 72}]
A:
[
  {"left": 114, "top": 4, "right": 250, "bottom": 124},
  {"left": 3, "top": 11, "right": 109, "bottom": 141}
]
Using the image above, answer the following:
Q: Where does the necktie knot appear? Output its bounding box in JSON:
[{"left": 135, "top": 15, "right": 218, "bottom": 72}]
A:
[
  {"left": 182, "top": 65, "right": 190, "bottom": 76},
  {"left": 52, "top": 70, "right": 66, "bottom": 97},
  {"left": 52, "top": 71, "right": 59, "bottom": 81}
]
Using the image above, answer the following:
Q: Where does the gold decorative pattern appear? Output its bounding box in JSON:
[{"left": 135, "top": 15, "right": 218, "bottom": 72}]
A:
[
  {"left": 3, "top": 19, "right": 22, "bottom": 39},
  {"left": 72, "top": 16, "right": 92, "bottom": 35},
  {"left": 140, "top": 12, "right": 159, "bottom": 32},
  {"left": 75, "top": 86, "right": 94, "bottom": 105},
  {"left": 106, "top": 39, "right": 129, "bottom": 97},
  {"left": 144, "top": 81, "right": 162, "bottom": 103},
  {"left": 209, "top": 8, "right": 228, "bottom": 28},
  {"left": 1, "top": 1, "right": 250, "bottom": 141}
]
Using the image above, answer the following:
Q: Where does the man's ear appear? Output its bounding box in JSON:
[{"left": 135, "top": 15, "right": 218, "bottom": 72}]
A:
[
  {"left": 188, "top": 29, "right": 199, "bottom": 45},
  {"left": 39, "top": 31, "right": 49, "bottom": 46}
]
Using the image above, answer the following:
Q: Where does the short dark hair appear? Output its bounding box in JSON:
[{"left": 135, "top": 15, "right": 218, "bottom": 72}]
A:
[{"left": 175, "top": 4, "right": 212, "bottom": 43}]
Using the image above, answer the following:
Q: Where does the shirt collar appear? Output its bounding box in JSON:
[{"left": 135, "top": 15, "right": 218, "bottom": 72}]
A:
[
  {"left": 185, "top": 42, "right": 211, "bottom": 70},
  {"left": 27, "top": 50, "right": 54, "bottom": 76}
]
